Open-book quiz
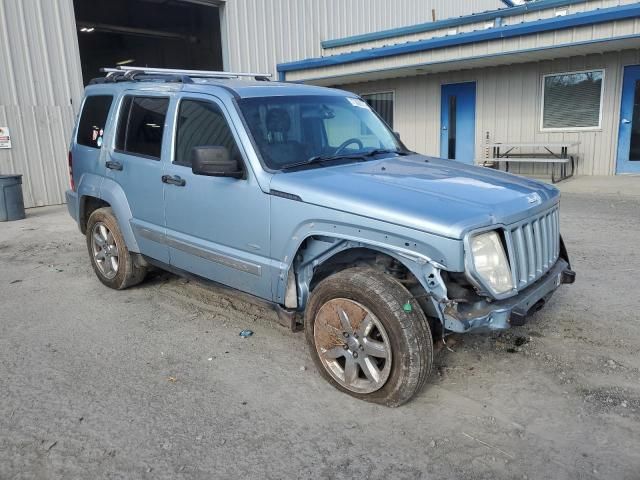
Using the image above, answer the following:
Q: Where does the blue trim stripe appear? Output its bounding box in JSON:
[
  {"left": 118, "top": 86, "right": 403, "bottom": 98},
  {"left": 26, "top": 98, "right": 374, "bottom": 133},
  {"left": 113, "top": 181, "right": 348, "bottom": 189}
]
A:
[
  {"left": 320, "top": 0, "right": 588, "bottom": 49},
  {"left": 289, "top": 33, "right": 640, "bottom": 84},
  {"left": 280, "top": 4, "right": 640, "bottom": 73}
]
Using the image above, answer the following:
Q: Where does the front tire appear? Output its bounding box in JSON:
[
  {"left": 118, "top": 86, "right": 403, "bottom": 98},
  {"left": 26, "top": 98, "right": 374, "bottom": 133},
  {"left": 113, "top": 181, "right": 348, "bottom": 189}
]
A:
[
  {"left": 86, "top": 207, "right": 147, "bottom": 290},
  {"left": 304, "top": 267, "right": 433, "bottom": 407}
]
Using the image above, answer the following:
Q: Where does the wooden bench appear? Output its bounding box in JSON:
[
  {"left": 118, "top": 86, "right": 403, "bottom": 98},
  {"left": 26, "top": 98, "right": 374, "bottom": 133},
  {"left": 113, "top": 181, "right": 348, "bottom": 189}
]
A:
[{"left": 479, "top": 142, "right": 579, "bottom": 183}]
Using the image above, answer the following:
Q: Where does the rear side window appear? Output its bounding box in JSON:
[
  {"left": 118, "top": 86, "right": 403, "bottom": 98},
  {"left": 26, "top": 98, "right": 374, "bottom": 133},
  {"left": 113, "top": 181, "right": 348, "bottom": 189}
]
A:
[
  {"left": 116, "top": 96, "right": 169, "bottom": 159},
  {"left": 174, "top": 99, "right": 241, "bottom": 167},
  {"left": 77, "top": 95, "right": 113, "bottom": 148}
]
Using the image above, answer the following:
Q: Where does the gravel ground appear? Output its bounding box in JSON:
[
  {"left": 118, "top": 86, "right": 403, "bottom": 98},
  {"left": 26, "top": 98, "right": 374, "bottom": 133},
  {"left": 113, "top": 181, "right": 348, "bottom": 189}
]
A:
[{"left": 1, "top": 178, "right": 639, "bottom": 479}]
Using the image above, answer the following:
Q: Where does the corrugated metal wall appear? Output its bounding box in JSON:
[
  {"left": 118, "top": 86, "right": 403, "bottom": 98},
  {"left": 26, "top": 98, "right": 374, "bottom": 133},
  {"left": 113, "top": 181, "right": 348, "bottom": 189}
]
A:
[
  {"left": 221, "top": 0, "right": 504, "bottom": 76},
  {"left": 323, "top": 0, "right": 639, "bottom": 55},
  {"left": 0, "top": 0, "right": 84, "bottom": 208},
  {"left": 346, "top": 50, "right": 640, "bottom": 176}
]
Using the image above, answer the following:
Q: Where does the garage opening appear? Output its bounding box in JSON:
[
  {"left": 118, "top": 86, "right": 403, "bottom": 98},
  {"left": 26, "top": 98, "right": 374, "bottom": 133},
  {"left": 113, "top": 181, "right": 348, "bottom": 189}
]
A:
[{"left": 73, "top": 0, "right": 223, "bottom": 85}]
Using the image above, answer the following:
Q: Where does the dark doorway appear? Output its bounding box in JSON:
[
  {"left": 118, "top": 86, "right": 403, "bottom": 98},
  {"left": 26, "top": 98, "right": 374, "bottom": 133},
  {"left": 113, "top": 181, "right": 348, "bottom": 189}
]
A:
[{"left": 73, "top": 0, "right": 223, "bottom": 85}]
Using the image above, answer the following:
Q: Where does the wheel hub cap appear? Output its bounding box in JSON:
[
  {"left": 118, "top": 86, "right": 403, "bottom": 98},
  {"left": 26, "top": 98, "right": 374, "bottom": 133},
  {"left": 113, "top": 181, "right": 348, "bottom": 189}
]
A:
[
  {"left": 91, "top": 222, "right": 119, "bottom": 280},
  {"left": 313, "top": 298, "right": 392, "bottom": 394}
]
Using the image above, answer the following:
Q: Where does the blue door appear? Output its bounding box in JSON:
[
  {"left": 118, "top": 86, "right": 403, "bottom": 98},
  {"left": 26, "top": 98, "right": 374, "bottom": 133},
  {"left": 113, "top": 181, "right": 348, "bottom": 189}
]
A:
[
  {"left": 616, "top": 65, "right": 640, "bottom": 174},
  {"left": 440, "top": 82, "right": 476, "bottom": 164}
]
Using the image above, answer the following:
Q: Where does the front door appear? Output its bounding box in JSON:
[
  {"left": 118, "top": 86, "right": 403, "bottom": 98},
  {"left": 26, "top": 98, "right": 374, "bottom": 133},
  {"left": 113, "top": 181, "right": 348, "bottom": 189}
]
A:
[
  {"left": 162, "top": 94, "right": 272, "bottom": 300},
  {"left": 440, "top": 82, "right": 476, "bottom": 164},
  {"left": 616, "top": 65, "right": 640, "bottom": 174}
]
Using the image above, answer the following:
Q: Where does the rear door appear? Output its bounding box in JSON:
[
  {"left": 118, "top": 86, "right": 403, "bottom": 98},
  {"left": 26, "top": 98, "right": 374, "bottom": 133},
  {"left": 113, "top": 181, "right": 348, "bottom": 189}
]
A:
[
  {"left": 162, "top": 93, "right": 272, "bottom": 299},
  {"left": 105, "top": 93, "right": 171, "bottom": 262}
]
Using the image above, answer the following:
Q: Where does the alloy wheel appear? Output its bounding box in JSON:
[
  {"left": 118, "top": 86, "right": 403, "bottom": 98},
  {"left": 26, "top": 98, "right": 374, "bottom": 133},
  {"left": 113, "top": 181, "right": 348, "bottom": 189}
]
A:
[
  {"left": 313, "top": 298, "right": 392, "bottom": 394},
  {"left": 91, "top": 221, "right": 119, "bottom": 279}
]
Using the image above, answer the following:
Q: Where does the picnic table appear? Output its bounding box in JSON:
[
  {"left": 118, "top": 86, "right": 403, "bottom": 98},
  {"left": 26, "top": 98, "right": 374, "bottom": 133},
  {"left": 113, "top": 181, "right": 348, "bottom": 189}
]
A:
[{"left": 479, "top": 142, "right": 579, "bottom": 183}]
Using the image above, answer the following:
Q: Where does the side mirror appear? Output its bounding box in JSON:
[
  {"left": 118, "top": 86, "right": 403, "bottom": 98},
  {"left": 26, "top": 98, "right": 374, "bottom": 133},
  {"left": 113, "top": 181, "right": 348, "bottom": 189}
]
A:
[
  {"left": 393, "top": 131, "right": 401, "bottom": 140},
  {"left": 191, "top": 146, "right": 243, "bottom": 179}
]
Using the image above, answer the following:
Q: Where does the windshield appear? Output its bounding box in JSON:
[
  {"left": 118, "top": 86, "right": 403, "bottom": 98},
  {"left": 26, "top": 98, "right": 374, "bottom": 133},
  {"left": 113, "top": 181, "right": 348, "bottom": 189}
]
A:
[{"left": 238, "top": 95, "right": 403, "bottom": 170}]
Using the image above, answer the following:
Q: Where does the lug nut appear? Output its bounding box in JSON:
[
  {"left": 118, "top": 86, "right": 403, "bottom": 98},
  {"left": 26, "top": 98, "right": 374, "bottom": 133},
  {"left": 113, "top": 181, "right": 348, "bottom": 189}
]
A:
[
  {"left": 343, "top": 344, "right": 349, "bottom": 350},
  {"left": 353, "top": 352, "right": 358, "bottom": 359},
  {"left": 359, "top": 345, "right": 364, "bottom": 350},
  {"left": 343, "top": 332, "right": 349, "bottom": 338}
]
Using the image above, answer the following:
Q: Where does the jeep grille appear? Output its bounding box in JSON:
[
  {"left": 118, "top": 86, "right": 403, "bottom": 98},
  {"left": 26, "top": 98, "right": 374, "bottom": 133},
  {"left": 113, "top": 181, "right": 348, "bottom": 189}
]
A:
[{"left": 506, "top": 206, "right": 560, "bottom": 290}]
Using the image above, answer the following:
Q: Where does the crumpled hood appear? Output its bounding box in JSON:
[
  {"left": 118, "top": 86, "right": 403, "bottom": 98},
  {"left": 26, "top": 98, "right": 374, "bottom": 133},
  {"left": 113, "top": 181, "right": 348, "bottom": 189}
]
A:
[{"left": 269, "top": 155, "right": 560, "bottom": 239}]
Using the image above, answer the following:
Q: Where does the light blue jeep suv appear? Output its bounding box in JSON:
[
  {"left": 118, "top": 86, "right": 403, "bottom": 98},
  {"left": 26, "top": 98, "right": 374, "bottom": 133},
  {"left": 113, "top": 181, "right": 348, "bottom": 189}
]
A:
[{"left": 66, "top": 67, "right": 575, "bottom": 406}]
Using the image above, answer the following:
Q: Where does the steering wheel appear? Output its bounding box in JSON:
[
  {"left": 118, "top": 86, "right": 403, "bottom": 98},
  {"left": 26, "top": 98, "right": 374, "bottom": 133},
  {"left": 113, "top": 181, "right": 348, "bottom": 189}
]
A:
[{"left": 334, "top": 138, "right": 364, "bottom": 155}]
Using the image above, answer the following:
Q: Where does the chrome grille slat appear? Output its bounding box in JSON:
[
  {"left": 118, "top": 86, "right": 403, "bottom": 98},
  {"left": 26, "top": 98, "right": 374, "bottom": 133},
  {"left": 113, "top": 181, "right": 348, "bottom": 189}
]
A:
[
  {"left": 507, "top": 206, "right": 560, "bottom": 290},
  {"left": 540, "top": 216, "right": 549, "bottom": 271}
]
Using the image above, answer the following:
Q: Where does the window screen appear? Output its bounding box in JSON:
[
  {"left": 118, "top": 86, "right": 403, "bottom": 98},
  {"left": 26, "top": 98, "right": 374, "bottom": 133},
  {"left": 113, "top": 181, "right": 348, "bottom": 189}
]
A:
[
  {"left": 542, "top": 71, "right": 603, "bottom": 129},
  {"left": 77, "top": 95, "right": 113, "bottom": 148},
  {"left": 116, "top": 96, "right": 169, "bottom": 159},
  {"left": 174, "top": 100, "right": 240, "bottom": 167},
  {"left": 361, "top": 92, "right": 394, "bottom": 128}
]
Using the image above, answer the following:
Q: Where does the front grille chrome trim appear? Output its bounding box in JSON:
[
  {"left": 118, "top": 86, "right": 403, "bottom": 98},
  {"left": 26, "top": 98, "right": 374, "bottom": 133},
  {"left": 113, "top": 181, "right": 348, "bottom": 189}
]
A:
[{"left": 505, "top": 205, "right": 560, "bottom": 291}]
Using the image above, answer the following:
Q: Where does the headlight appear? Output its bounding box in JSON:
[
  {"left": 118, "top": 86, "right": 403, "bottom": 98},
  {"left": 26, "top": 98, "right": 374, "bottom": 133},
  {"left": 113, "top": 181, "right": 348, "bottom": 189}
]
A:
[{"left": 470, "top": 231, "right": 514, "bottom": 295}]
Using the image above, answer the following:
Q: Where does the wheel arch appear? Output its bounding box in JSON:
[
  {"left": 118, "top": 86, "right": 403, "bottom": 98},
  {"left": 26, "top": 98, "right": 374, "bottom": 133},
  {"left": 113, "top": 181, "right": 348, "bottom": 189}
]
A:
[
  {"left": 278, "top": 233, "right": 447, "bottom": 318},
  {"left": 80, "top": 177, "right": 140, "bottom": 252}
]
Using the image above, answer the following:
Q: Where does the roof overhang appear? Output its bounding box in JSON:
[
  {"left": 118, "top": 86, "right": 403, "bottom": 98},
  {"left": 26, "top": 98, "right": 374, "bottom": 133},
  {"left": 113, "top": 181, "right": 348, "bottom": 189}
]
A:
[
  {"left": 279, "top": 3, "right": 640, "bottom": 85},
  {"left": 290, "top": 35, "right": 640, "bottom": 86}
]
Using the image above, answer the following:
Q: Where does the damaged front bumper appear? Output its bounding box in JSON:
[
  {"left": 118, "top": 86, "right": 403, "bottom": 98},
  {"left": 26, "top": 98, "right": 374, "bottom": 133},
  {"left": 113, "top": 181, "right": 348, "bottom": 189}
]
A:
[{"left": 442, "top": 258, "right": 575, "bottom": 333}]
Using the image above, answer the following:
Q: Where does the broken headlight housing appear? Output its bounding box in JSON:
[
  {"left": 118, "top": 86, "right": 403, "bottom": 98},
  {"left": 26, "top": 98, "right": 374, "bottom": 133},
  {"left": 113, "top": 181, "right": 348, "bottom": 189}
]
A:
[{"left": 469, "top": 231, "right": 514, "bottom": 296}]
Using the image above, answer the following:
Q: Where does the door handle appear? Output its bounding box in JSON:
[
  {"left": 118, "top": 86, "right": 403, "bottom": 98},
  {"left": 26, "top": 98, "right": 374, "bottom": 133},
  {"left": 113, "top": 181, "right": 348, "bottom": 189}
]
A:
[
  {"left": 161, "top": 175, "right": 186, "bottom": 187},
  {"left": 106, "top": 160, "right": 123, "bottom": 171},
  {"left": 622, "top": 118, "right": 631, "bottom": 124}
]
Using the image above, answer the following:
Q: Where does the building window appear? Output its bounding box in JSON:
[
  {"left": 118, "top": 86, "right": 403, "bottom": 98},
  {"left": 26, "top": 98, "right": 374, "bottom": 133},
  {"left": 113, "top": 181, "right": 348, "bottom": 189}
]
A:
[
  {"left": 541, "top": 70, "right": 604, "bottom": 130},
  {"left": 361, "top": 92, "right": 394, "bottom": 128}
]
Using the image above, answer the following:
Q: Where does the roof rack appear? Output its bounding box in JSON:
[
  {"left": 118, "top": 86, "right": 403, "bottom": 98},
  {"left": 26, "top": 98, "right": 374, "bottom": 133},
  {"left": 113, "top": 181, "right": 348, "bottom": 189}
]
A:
[{"left": 95, "top": 66, "right": 272, "bottom": 84}]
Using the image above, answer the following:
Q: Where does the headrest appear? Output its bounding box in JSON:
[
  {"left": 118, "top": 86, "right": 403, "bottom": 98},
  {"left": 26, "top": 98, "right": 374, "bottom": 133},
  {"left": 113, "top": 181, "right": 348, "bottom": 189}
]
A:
[{"left": 266, "top": 108, "right": 291, "bottom": 134}]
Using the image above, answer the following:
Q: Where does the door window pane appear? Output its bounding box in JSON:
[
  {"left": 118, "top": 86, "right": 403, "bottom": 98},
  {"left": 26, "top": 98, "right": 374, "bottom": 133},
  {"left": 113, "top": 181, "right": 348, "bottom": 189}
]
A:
[
  {"left": 77, "top": 95, "right": 113, "bottom": 148},
  {"left": 542, "top": 70, "right": 603, "bottom": 129},
  {"left": 175, "top": 100, "right": 240, "bottom": 167},
  {"left": 630, "top": 81, "right": 640, "bottom": 161},
  {"left": 448, "top": 95, "right": 457, "bottom": 159},
  {"left": 361, "top": 92, "right": 394, "bottom": 128},
  {"left": 116, "top": 96, "right": 169, "bottom": 159}
]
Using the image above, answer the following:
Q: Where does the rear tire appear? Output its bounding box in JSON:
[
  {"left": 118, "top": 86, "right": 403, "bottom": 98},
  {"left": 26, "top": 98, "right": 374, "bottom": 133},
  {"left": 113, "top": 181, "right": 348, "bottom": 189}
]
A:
[
  {"left": 304, "top": 267, "right": 433, "bottom": 407},
  {"left": 86, "top": 207, "right": 147, "bottom": 290}
]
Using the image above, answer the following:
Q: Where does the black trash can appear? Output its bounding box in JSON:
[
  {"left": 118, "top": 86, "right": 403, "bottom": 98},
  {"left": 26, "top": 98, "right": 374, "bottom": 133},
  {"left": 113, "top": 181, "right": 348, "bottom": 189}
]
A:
[{"left": 0, "top": 174, "right": 26, "bottom": 222}]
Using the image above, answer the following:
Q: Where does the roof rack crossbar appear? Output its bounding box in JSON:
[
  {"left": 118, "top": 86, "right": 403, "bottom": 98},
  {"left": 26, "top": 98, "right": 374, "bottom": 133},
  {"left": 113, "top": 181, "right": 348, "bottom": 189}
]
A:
[
  {"left": 97, "top": 67, "right": 194, "bottom": 85},
  {"left": 113, "top": 66, "right": 271, "bottom": 80}
]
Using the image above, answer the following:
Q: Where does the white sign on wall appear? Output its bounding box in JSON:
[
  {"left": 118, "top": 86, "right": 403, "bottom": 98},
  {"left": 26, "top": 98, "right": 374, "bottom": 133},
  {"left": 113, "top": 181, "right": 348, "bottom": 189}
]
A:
[{"left": 0, "top": 127, "right": 11, "bottom": 149}]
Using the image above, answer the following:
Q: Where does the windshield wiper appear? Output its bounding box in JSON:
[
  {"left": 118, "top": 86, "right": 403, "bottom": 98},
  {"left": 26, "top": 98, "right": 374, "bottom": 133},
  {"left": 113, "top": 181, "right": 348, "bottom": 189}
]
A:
[
  {"left": 362, "top": 148, "right": 414, "bottom": 157},
  {"left": 281, "top": 153, "right": 367, "bottom": 170},
  {"left": 280, "top": 148, "right": 414, "bottom": 171}
]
